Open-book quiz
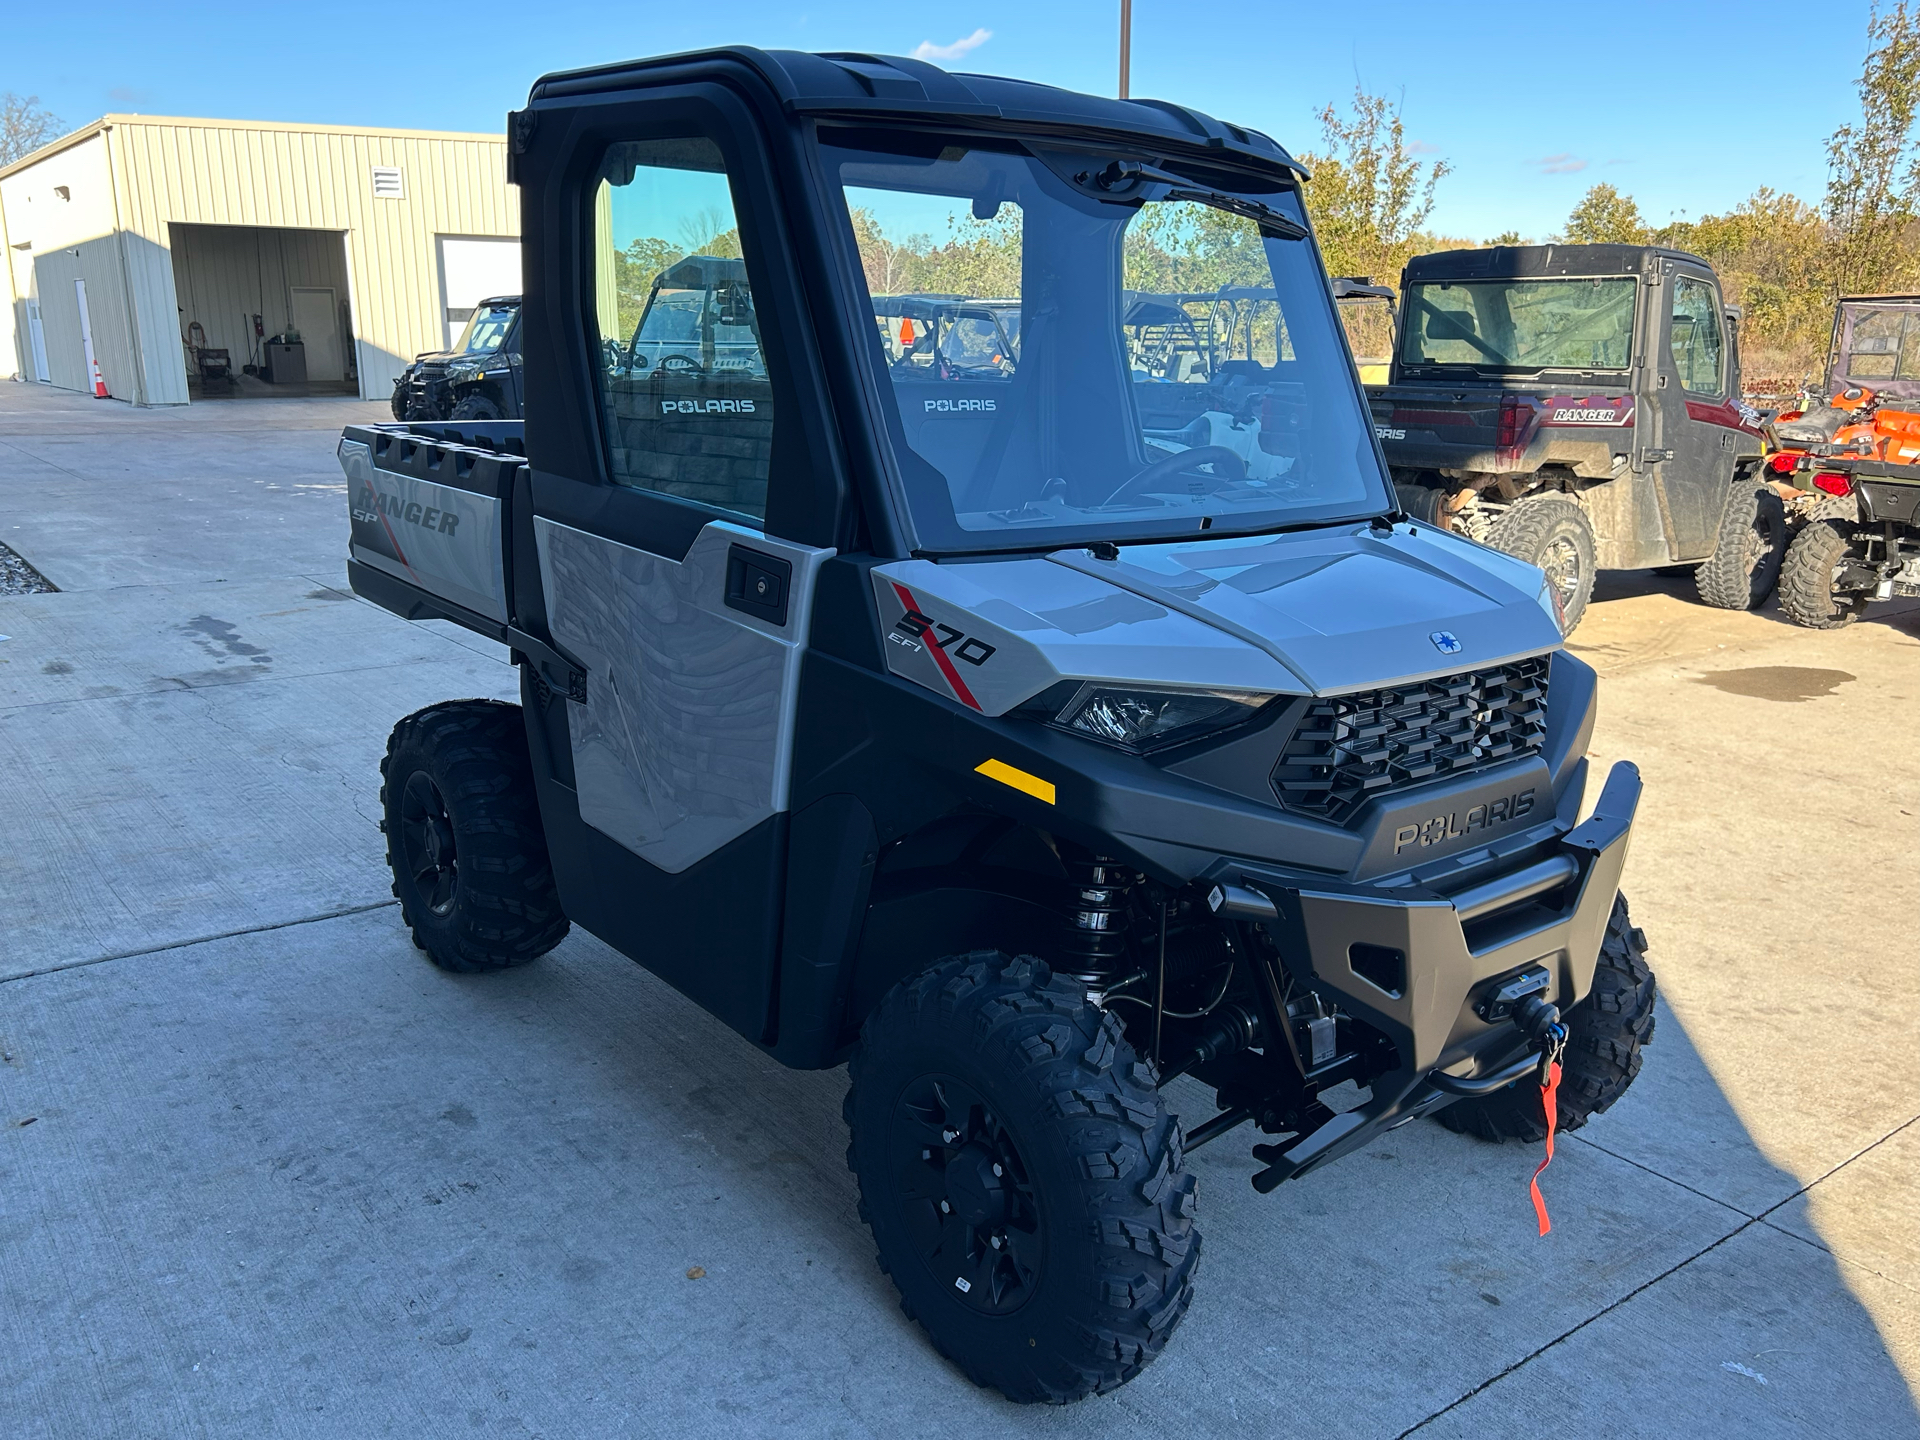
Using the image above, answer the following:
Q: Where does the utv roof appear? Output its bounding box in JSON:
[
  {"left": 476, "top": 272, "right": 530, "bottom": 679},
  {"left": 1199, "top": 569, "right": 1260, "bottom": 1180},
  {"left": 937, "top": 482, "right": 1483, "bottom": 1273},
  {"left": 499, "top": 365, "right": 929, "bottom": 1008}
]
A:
[
  {"left": 526, "top": 47, "right": 1304, "bottom": 179},
  {"left": 1403, "top": 243, "right": 1712, "bottom": 282},
  {"left": 657, "top": 255, "right": 749, "bottom": 288},
  {"left": 1838, "top": 293, "right": 1920, "bottom": 305},
  {"left": 476, "top": 295, "right": 521, "bottom": 307}
]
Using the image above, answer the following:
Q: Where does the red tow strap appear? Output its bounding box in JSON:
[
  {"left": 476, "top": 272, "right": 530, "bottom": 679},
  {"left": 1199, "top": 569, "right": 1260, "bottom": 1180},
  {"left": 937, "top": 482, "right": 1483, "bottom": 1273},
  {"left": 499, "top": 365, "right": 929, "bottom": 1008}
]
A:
[{"left": 1530, "top": 1060, "right": 1562, "bottom": 1236}]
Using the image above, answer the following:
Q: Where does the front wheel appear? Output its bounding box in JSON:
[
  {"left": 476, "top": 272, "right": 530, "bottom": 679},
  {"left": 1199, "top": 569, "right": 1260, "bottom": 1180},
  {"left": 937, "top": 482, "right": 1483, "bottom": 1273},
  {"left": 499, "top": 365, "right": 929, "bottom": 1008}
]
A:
[
  {"left": 1695, "top": 480, "right": 1788, "bottom": 609},
  {"left": 845, "top": 952, "right": 1198, "bottom": 1404},
  {"left": 1436, "top": 894, "right": 1655, "bottom": 1143},
  {"left": 450, "top": 392, "right": 505, "bottom": 422},
  {"left": 1490, "top": 493, "right": 1598, "bottom": 632}
]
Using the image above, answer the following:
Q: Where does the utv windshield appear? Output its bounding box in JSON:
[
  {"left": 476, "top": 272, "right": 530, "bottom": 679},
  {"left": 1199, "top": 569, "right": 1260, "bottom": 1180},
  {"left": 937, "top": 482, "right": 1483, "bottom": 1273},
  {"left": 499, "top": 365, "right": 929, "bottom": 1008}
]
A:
[
  {"left": 822, "top": 129, "right": 1387, "bottom": 550},
  {"left": 453, "top": 302, "right": 517, "bottom": 356},
  {"left": 1400, "top": 277, "right": 1635, "bottom": 373}
]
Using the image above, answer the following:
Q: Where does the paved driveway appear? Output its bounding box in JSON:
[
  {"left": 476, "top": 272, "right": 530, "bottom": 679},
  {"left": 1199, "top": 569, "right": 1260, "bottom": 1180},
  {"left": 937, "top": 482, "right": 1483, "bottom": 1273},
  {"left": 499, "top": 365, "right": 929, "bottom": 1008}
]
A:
[{"left": 1, "top": 384, "right": 1914, "bottom": 1437}]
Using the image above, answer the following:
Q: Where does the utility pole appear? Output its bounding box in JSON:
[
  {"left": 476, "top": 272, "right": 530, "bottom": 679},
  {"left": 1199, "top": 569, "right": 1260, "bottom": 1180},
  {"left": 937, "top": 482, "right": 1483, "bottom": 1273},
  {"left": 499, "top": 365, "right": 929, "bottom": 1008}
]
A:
[{"left": 1119, "top": 0, "right": 1132, "bottom": 98}]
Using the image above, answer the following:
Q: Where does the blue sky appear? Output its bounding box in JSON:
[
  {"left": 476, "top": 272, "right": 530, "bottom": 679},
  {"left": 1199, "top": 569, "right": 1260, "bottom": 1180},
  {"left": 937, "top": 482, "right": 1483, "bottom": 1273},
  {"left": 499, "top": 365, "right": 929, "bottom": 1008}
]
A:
[{"left": 6, "top": 0, "right": 1875, "bottom": 243}]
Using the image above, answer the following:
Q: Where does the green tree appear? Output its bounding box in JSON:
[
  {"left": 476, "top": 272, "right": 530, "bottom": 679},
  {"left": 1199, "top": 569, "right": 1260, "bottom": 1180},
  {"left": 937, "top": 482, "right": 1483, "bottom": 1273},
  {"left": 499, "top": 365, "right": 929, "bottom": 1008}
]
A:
[
  {"left": 1298, "top": 86, "right": 1451, "bottom": 281},
  {"left": 1824, "top": 0, "right": 1920, "bottom": 295},
  {"left": 1561, "top": 184, "right": 1649, "bottom": 244},
  {"left": 0, "top": 93, "right": 63, "bottom": 168},
  {"left": 1485, "top": 229, "right": 1529, "bottom": 247}
]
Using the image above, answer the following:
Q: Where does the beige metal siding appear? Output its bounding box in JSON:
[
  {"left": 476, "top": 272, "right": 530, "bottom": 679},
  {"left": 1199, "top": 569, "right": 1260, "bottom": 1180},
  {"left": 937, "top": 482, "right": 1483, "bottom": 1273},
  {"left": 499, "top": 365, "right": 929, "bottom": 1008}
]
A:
[
  {"left": 3, "top": 115, "right": 516, "bottom": 404},
  {"left": 0, "top": 134, "right": 137, "bottom": 397},
  {"left": 105, "top": 118, "right": 516, "bottom": 399}
]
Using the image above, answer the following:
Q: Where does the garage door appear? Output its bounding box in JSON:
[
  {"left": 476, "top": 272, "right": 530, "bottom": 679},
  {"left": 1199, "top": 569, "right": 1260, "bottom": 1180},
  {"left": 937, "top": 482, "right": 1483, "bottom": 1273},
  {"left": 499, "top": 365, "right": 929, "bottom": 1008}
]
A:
[{"left": 436, "top": 237, "right": 522, "bottom": 349}]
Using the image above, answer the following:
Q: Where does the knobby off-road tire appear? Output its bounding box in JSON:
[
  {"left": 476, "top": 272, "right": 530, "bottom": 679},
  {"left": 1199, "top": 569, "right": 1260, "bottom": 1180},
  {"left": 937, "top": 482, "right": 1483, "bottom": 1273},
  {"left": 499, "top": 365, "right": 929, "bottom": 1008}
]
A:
[
  {"left": 1437, "top": 894, "right": 1655, "bottom": 1144},
  {"left": 1695, "top": 480, "right": 1789, "bottom": 610},
  {"left": 1779, "top": 498, "right": 1871, "bottom": 629},
  {"left": 1490, "top": 493, "right": 1598, "bottom": 633},
  {"left": 380, "top": 699, "right": 568, "bottom": 972},
  {"left": 450, "top": 392, "right": 505, "bottom": 422},
  {"left": 845, "top": 952, "right": 1199, "bottom": 1404},
  {"left": 389, "top": 384, "right": 409, "bottom": 422}
]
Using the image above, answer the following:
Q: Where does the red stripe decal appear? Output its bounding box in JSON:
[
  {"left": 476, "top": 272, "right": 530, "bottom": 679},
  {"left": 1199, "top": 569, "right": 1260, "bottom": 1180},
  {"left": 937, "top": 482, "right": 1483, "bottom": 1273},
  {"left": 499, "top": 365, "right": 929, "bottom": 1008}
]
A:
[
  {"left": 890, "top": 580, "right": 981, "bottom": 712},
  {"left": 370, "top": 494, "right": 417, "bottom": 579}
]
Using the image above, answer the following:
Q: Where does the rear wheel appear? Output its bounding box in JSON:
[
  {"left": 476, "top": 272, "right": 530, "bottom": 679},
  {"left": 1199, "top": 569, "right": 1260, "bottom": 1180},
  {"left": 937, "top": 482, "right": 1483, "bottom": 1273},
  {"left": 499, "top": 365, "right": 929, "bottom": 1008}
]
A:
[
  {"left": 1695, "top": 481, "right": 1788, "bottom": 609},
  {"left": 380, "top": 699, "right": 568, "bottom": 972},
  {"left": 1437, "top": 894, "right": 1654, "bottom": 1143},
  {"left": 1779, "top": 501, "right": 1872, "bottom": 629},
  {"left": 845, "top": 952, "right": 1198, "bottom": 1404},
  {"left": 1490, "top": 493, "right": 1597, "bottom": 632}
]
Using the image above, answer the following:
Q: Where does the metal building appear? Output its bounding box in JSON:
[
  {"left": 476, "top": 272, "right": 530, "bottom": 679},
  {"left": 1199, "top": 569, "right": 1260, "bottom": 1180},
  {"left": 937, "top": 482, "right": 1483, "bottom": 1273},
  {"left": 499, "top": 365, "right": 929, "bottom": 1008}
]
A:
[{"left": 0, "top": 114, "right": 519, "bottom": 406}]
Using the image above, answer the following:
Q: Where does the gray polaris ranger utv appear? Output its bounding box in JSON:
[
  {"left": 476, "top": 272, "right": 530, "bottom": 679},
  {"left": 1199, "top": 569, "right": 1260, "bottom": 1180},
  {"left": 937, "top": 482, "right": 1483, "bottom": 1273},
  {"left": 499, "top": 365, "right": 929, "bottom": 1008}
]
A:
[{"left": 341, "top": 48, "right": 1654, "bottom": 1404}]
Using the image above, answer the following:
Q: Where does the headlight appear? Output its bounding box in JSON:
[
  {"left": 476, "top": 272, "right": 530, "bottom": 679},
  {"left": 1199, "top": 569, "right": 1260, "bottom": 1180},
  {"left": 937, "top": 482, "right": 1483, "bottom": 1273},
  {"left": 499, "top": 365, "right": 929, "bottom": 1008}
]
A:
[{"left": 1049, "top": 683, "right": 1273, "bottom": 753}]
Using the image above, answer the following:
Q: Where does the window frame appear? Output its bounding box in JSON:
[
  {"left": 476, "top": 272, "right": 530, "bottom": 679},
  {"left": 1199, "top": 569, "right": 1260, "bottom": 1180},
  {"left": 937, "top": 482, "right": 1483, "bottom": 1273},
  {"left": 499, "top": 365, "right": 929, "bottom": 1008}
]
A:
[
  {"left": 538, "top": 85, "right": 848, "bottom": 553},
  {"left": 1667, "top": 272, "right": 1727, "bottom": 398}
]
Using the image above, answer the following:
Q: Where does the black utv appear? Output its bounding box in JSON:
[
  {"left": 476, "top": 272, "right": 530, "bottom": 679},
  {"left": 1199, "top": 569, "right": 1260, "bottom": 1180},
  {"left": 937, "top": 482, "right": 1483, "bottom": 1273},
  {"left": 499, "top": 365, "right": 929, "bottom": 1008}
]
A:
[
  {"left": 341, "top": 48, "right": 1655, "bottom": 1403},
  {"left": 389, "top": 295, "right": 525, "bottom": 421},
  {"left": 1374, "top": 244, "right": 1778, "bottom": 630}
]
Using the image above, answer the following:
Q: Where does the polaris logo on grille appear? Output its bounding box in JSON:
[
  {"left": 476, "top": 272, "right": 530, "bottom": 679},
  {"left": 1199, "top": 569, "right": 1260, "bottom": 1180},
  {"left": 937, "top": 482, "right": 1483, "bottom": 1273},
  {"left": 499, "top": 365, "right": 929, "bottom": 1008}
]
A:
[
  {"left": 1394, "top": 788, "right": 1537, "bottom": 854},
  {"left": 1430, "top": 631, "right": 1463, "bottom": 655}
]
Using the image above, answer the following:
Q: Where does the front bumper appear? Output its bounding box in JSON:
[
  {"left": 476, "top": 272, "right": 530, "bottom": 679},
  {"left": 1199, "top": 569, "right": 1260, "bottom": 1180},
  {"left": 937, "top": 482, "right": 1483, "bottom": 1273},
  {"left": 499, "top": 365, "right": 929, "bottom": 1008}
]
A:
[{"left": 1239, "top": 759, "right": 1641, "bottom": 1186}]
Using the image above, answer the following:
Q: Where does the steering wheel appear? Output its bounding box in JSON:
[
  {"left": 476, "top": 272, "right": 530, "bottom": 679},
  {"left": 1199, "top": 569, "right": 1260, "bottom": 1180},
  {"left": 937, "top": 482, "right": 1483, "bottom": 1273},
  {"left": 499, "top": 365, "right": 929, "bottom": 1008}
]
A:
[
  {"left": 654, "top": 353, "right": 705, "bottom": 375},
  {"left": 1104, "top": 445, "right": 1247, "bottom": 506}
]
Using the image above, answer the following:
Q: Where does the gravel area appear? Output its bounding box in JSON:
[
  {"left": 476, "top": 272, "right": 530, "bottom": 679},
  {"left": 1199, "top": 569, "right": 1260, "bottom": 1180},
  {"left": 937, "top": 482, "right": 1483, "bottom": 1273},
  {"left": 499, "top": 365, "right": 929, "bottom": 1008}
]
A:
[{"left": 0, "top": 540, "right": 56, "bottom": 594}]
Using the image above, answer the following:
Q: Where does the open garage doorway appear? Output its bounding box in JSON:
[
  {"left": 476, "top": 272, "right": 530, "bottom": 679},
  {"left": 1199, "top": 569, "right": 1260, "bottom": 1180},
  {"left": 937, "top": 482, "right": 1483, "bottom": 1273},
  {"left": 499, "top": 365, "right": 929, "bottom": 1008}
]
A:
[{"left": 168, "top": 223, "right": 358, "bottom": 399}]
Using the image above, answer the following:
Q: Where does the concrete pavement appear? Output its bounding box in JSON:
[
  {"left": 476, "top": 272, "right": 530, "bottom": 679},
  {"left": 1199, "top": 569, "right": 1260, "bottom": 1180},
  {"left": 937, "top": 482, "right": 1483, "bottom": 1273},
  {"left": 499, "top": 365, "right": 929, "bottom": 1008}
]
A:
[{"left": 1, "top": 383, "right": 1914, "bottom": 1437}]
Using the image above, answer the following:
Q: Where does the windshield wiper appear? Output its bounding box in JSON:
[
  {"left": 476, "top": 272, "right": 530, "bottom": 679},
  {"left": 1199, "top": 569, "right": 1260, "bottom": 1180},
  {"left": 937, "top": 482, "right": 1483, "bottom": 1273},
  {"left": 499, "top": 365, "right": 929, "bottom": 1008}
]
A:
[
  {"left": 1074, "top": 160, "right": 1308, "bottom": 239},
  {"left": 1163, "top": 188, "right": 1307, "bottom": 239}
]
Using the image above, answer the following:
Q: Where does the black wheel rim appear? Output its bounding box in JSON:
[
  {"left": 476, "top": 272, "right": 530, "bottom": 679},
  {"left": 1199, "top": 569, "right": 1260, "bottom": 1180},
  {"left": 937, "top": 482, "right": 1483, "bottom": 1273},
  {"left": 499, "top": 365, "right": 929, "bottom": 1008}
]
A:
[
  {"left": 889, "top": 1073, "right": 1043, "bottom": 1315},
  {"left": 399, "top": 771, "right": 459, "bottom": 917}
]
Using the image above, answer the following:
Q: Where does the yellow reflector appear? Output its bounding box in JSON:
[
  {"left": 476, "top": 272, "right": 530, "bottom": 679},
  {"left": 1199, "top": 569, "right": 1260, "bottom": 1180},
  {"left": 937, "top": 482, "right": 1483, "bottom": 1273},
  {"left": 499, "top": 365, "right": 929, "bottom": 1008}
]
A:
[{"left": 974, "top": 758, "right": 1055, "bottom": 805}]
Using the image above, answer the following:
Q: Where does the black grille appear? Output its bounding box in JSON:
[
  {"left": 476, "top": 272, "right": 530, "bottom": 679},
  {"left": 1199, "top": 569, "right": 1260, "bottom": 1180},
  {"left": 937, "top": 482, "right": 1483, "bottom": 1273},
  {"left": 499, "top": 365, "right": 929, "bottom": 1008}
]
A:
[{"left": 1271, "top": 658, "right": 1550, "bottom": 824}]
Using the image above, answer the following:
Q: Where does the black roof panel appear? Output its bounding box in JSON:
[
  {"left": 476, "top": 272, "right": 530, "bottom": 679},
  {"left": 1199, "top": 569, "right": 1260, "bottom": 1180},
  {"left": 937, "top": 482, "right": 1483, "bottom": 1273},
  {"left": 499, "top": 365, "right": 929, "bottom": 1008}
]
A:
[
  {"left": 529, "top": 46, "right": 1303, "bottom": 180},
  {"left": 1403, "top": 243, "right": 1712, "bottom": 282}
]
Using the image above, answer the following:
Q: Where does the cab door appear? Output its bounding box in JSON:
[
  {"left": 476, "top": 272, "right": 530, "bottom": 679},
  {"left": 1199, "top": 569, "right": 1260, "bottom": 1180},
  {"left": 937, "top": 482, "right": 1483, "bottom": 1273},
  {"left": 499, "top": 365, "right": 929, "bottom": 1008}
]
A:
[
  {"left": 1652, "top": 265, "right": 1736, "bottom": 560},
  {"left": 512, "top": 86, "right": 848, "bottom": 1042}
]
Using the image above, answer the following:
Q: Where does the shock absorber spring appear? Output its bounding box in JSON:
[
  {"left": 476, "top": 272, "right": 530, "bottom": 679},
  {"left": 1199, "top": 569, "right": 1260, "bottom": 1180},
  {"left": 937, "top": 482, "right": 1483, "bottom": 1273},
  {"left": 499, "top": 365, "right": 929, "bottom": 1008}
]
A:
[{"left": 1057, "top": 855, "right": 1138, "bottom": 985}]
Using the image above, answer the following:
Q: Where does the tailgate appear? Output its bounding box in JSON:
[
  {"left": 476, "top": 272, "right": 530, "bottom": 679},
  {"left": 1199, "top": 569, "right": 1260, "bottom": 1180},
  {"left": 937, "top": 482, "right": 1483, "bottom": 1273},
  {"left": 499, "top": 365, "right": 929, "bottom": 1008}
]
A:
[{"left": 340, "top": 423, "right": 520, "bottom": 628}]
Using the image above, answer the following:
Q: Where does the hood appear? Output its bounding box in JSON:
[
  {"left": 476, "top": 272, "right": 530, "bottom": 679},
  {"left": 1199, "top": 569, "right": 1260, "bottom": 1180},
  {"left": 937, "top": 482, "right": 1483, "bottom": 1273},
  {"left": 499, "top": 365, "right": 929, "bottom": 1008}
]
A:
[
  {"left": 871, "top": 521, "right": 1562, "bottom": 716},
  {"left": 1048, "top": 523, "right": 1563, "bottom": 694}
]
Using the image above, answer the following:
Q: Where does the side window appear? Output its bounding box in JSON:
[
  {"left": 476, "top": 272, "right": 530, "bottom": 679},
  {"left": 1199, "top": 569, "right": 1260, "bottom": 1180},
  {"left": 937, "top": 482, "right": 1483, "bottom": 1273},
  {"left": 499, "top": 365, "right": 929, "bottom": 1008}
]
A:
[
  {"left": 1669, "top": 276, "right": 1724, "bottom": 395},
  {"left": 589, "top": 138, "right": 772, "bottom": 523}
]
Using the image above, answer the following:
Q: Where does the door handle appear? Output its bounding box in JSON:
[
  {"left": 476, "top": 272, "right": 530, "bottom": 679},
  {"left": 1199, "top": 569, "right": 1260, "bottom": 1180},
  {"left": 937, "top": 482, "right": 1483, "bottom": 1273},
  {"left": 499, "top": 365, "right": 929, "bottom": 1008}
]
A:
[{"left": 725, "top": 544, "right": 792, "bottom": 627}]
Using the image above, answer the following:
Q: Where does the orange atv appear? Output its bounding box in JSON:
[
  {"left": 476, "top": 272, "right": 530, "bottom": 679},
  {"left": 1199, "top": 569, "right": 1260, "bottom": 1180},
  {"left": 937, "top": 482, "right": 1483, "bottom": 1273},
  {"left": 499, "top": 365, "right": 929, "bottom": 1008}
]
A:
[{"left": 1765, "top": 377, "right": 1920, "bottom": 625}]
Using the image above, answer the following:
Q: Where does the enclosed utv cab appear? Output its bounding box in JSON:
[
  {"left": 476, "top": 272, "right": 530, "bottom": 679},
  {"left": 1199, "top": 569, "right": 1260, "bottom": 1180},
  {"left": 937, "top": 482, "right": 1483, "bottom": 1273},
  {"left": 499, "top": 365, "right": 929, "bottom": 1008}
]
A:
[
  {"left": 1376, "top": 243, "right": 1774, "bottom": 628},
  {"left": 342, "top": 48, "right": 1652, "bottom": 1405},
  {"left": 391, "top": 294, "right": 525, "bottom": 421}
]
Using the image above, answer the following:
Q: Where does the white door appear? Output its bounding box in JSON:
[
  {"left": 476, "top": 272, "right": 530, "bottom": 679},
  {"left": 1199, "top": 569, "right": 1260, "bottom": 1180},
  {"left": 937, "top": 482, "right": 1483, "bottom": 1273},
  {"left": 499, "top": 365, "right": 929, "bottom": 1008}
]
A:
[
  {"left": 26, "top": 299, "right": 49, "bottom": 383},
  {"left": 289, "top": 286, "right": 342, "bottom": 381},
  {"left": 437, "top": 237, "right": 521, "bottom": 348}
]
